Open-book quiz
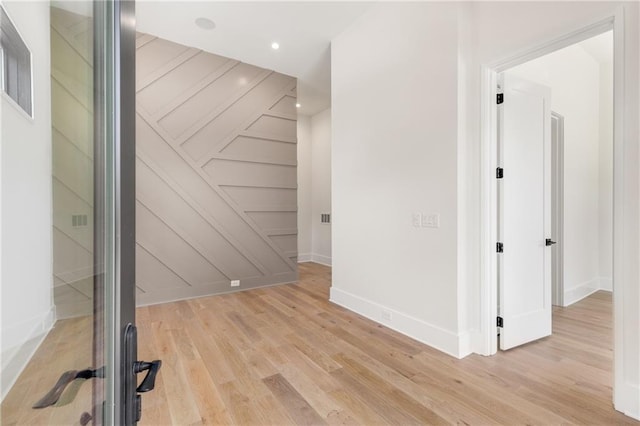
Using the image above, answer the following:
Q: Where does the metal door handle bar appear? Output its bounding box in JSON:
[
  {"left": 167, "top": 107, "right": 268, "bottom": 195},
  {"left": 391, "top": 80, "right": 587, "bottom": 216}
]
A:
[
  {"left": 134, "top": 360, "right": 162, "bottom": 393},
  {"left": 32, "top": 367, "right": 105, "bottom": 409}
]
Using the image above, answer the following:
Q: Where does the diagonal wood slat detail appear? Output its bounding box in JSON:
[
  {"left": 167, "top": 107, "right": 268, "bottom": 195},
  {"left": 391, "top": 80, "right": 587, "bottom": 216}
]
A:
[
  {"left": 197, "top": 80, "right": 298, "bottom": 164},
  {"left": 136, "top": 34, "right": 298, "bottom": 306},
  {"left": 51, "top": 8, "right": 95, "bottom": 319}
]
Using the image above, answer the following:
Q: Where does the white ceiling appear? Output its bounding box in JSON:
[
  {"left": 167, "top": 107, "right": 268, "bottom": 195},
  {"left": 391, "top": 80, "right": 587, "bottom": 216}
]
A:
[{"left": 136, "top": 1, "right": 373, "bottom": 116}]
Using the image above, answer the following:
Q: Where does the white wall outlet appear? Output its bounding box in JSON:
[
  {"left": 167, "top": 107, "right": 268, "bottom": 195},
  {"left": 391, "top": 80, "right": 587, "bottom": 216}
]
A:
[
  {"left": 412, "top": 213, "right": 421, "bottom": 228},
  {"left": 231, "top": 280, "right": 240, "bottom": 287},
  {"left": 422, "top": 213, "right": 440, "bottom": 228},
  {"left": 382, "top": 309, "right": 393, "bottom": 321}
]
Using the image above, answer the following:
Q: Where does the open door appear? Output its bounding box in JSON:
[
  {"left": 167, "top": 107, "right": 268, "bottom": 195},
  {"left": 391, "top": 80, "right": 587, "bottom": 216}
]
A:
[
  {"left": 5, "top": 1, "right": 160, "bottom": 424},
  {"left": 498, "top": 73, "right": 553, "bottom": 350}
]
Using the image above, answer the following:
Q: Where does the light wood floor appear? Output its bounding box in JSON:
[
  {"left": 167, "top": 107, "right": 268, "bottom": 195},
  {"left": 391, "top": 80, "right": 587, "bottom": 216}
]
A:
[
  {"left": 1, "top": 314, "right": 94, "bottom": 425},
  {"left": 2, "top": 263, "right": 638, "bottom": 425}
]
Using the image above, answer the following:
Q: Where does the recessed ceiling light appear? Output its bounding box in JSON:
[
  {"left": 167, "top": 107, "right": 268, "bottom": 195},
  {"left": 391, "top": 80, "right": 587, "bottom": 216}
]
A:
[
  {"left": 296, "top": 103, "right": 301, "bottom": 108},
  {"left": 271, "top": 42, "right": 280, "bottom": 50},
  {"left": 195, "top": 17, "right": 216, "bottom": 30}
]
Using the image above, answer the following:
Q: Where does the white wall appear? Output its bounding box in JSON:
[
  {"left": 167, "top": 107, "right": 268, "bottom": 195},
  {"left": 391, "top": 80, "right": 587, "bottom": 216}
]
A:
[
  {"left": 331, "top": 0, "right": 639, "bottom": 418},
  {"left": 332, "top": 2, "right": 464, "bottom": 357},
  {"left": 465, "top": 1, "right": 639, "bottom": 417},
  {"left": 599, "top": 58, "right": 614, "bottom": 291},
  {"left": 297, "top": 115, "right": 312, "bottom": 260},
  {"left": 310, "top": 108, "right": 332, "bottom": 265},
  {"left": 506, "top": 41, "right": 609, "bottom": 305},
  {"left": 0, "top": 0, "right": 54, "bottom": 400},
  {"left": 297, "top": 108, "right": 332, "bottom": 266}
]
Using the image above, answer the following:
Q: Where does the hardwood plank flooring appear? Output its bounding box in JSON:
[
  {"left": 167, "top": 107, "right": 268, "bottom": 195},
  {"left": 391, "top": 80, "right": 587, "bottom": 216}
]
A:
[
  {"left": 138, "top": 268, "right": 640, "bottom": 425},
  {"left": 2, "top": 263, "right": 638, "bottom": 425}
]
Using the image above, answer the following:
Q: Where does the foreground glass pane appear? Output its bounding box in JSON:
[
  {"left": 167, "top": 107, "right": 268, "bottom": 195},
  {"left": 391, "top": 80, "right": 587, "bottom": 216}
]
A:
[{"left": 1, "top": 1, "right": 113, "bottom": 424}]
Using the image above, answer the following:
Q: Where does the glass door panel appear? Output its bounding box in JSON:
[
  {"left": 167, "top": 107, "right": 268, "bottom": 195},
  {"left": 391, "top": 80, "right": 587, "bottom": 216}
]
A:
[{"left": 0, "top": 1, "right": 140, "bottom": 424}]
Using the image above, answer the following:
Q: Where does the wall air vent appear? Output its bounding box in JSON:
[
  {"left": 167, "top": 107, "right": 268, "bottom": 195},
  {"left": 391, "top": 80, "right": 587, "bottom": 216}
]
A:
[{"left": 72, "top": 214, "right": 88, "bottom": 228}]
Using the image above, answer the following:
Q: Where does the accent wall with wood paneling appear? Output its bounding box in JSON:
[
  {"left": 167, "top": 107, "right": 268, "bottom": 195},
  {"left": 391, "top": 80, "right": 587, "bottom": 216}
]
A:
[
  {"left": 135, "top": 33, "right": 298, "bottom": 306},
  {"left": 51, "top": 7, "right": 95, "bottom": 319}
]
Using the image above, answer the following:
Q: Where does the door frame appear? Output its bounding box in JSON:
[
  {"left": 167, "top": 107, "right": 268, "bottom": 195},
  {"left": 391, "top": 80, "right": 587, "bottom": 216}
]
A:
[
  {"left": 478, "top": 4, "right": 624, "bottom": 401},
  {"left": 93, "top": 0, "right": 137, "bottom": 423},
  {"left": 550, "top": 112, "right": 565, "bottom": 307}
]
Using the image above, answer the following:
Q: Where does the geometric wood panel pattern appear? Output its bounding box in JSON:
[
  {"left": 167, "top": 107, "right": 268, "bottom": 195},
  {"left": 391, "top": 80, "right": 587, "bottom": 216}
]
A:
[
  {"left": 135, "top": 33, "right": 298, "bottom": 306},
  {"left": 51, "top": 7, "right": 95, "bottom": 319}
]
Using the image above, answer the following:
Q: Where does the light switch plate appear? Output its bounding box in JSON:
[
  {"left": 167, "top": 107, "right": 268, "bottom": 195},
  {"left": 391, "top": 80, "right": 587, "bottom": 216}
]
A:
[
  {"left": 412, "top": 213, "right": 421, "bottom": 228},
  {"left": 422, "top": 213, "right": 440, "bottom": 228}
]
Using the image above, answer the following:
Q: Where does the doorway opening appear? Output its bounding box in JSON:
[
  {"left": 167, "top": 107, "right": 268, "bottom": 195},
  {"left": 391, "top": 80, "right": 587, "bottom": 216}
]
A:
[
  {"left": 497, "top": 29, "right": 613, "bottom": 351},
  {"left": 479, "top": 10, "right": 626, "bottom": 410}
]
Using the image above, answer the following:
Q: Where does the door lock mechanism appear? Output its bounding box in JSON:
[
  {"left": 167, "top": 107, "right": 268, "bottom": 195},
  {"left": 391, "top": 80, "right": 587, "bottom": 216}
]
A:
[
  {"left": 545, "top": 238, "right": 557, "bottom": 246},
  {"left": 125, "top": 323, "right": 162, "bottom": 423}
]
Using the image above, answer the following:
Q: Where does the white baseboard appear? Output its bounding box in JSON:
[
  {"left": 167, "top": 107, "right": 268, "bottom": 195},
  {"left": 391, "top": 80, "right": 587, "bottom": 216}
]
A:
[
  {"left": 564, "top": 277, "right": 613, "bottom": 306},
  {"left": 470, "top": 328, "right": 492, "bottom": 356},
  {"left": 330, "top": 287, "right": 469, "bottom": 359},
  {"left": 599, "top": 276, "right": 613, "bottom": 291},
  {"left": 615, "top": 381, "right": 640, "bottom": 420},
  {"left": 1, "top": 306, "right": 56, "bottom": 401},
  {"left": 298, "top": 253, "right": 332, "bottom": 267},
  {"left": 564, "top": 278, "right": 600, "bottom": 306}
]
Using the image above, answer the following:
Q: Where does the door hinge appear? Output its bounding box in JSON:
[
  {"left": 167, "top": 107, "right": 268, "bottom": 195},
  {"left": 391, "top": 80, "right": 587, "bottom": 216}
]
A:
[
  {"left": 497, "top": 93, "right": 504, "bottom": 104},
  {"left": 497, "top": 316, "right": 504, "bottom": 327},
  {"left": 496, "top": 242, "right": 504, "bottom": 253},
  {"left": 496, "top": 167, "right": 504, "bottom": 179}
]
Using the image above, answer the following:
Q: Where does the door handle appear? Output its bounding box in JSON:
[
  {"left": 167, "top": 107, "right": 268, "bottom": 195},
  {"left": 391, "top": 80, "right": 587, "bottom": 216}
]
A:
[
  {"left": 134, "top": 360, "right": 162, "bottom": 393},
  {"left": 33, "top": 367, "right": 105, "bottom": 409},
  {"left": 125, "top": 324, "right": 162, "bottom": 422},
  {"left": 545, "top": 238, "right": 557, "bottom": 246}
]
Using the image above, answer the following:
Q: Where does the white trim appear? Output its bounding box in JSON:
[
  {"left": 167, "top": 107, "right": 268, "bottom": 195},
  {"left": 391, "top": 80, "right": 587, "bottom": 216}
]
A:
[
  {"left": 562, "top": 277, "right": 613, "bottom": 306},
  {"left": 563, "top": 278, "right": 600, "bottom": 307},
  {"left": 615, "top": 382, "right": 640, "bottom": 421},
  {"left": 609, "top": 6, "right": 626, "bottom": 418},
  {"left": 490, "top": 17, "right": 615, "bottom": 73},
  {"left": 330, "top": 287, "right": 471, "bottom": 359},
  {"left": 310, "top": 253, "right": 331, "bottom": 266},
  {"left": 478, "top": 5, "right": 628, "bottom": 415},
  {"left": 478, "top": 65, "right": 499, "bottom": 356},
  {"left": 0, "top": 306, "right": 55, "bottom": 351},
  {"left": 0, "top": 306, "right": 55, "bottom": 401},
  {"left": 298, "top": 253, "right": 332, "bottom": 267},
  {"left": 599, "top": 276, "right": 613, "bottom": 292},
  {"left": 551, "top": 112, "right": 565, "bottom": 307}
]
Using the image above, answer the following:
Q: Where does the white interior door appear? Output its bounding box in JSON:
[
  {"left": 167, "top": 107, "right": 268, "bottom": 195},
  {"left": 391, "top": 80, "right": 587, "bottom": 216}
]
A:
[{"left": 499, "top": 73, "right": 552, "bottom": 350}]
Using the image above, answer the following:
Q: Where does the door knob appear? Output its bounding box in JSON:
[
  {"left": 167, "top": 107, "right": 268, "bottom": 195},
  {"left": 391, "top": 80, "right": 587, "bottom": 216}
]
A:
[{"left": 545, "top": 238, "right": 557, "bottom": 246}]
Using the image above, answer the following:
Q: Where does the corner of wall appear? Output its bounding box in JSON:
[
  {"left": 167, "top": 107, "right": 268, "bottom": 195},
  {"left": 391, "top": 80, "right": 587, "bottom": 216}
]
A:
[
  {"left": 330, "top": 287, "right": 470, "bottom": 359},
  {"left": 1, "top": 0, "right": 54, "bottom": 400},
  {"left": 615, "top": 381, "right": 640, "bottom": 421},
  {"left": 1, "top": 305, "right": 55, "bottom": 401},
  {"left": 310, "top": 107, "right": 332, "bottom": 264}
]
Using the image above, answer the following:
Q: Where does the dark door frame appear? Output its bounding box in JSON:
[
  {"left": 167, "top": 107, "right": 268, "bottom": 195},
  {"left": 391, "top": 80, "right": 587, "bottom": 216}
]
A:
[{"left": 93, "top": 0, "right": 137, "bottom": 424}]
